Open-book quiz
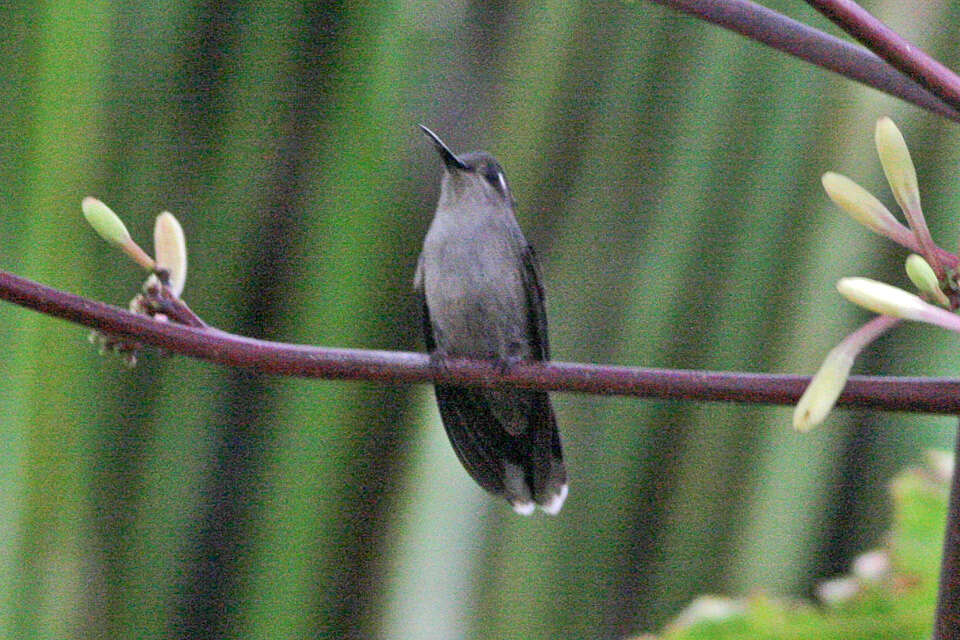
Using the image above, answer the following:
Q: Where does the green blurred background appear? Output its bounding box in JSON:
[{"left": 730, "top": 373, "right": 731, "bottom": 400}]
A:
[{"left": 1, "top": 1, "right": 958, "bottom": 638}]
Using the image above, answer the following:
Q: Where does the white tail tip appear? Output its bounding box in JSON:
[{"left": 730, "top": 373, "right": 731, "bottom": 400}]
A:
[
  {"left": 539, "top": 484, "right": 568, "bottom": 515},
  {"left": 512, "top": 501, "right": 536, "bottom": 516}
]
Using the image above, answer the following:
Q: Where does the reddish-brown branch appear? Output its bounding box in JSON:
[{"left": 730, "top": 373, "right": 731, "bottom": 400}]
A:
[
  {"left": 647, "top": 0, "right": 960, "bottom": 122},
  {"left": 3, "top": 268, "right": 960, "bottom": 413}
]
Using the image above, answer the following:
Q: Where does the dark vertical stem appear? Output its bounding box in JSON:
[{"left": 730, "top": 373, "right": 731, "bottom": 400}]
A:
[
  {"left": 175, "top": 371, "right": 272, "bottom": 640},
  {"left": 934, "top": 421, "right": 960, "bottom": 639},
  {"left": 169, "top": 1, "right": 243, "bottom": 637}
]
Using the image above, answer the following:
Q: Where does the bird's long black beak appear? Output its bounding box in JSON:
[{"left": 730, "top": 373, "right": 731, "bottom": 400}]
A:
[{"left": 419, "top": 125, "right": 468, "bottom": 171}]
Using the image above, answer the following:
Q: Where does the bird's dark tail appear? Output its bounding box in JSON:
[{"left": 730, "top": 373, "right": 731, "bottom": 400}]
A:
[{"left": 434, "top": 384, "right": 567, "bottom": 515}]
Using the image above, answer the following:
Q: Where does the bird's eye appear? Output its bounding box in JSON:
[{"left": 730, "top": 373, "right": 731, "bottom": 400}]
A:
[{"left": 482, "top": 165, "right": 506, "bottom": 192}]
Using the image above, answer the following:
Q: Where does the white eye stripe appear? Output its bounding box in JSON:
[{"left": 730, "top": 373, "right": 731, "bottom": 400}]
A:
[{"left": 478, "top": 162, "right": 509, "bottom": 193}]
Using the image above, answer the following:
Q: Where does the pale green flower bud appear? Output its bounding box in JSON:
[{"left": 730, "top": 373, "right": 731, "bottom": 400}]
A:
[
  {"left": 81, "top": 197, "right": 156, "bottom": 271},
  {"left": 837, "top": 277, "right": 930, "bottom": 320},
  {"left": 837, "top": 277, "right": 960, "bottom": 333},
  {"left": 821, "top": 172, "right": 901, "bottom": 236},
  {"left": 875, "top": 117, "right": 921, "bottom": 217},
  {"left": 82, "top": 197, "right": 130, "bottom": 248},
  {"left": 154, "top": 212, "right": 187, "bottom": 297},
  {"left": 793, "top": 341, "right": 855, "bottom": 431},
  {"left": 905, "top": 254, "right": 949, "bottom": 307}
]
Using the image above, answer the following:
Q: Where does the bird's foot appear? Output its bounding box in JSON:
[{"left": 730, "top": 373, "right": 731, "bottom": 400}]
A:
[
  {"left": 495, "top": 354, "right": 524, "bottom": 376},
  {"left": 428, "top": 350, "right": 450, "bottom": 373}
]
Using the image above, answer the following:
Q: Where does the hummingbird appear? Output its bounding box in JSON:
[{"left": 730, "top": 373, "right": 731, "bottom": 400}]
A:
[{"left": 415, "top": 125, "right": 567, "bottom": 515}]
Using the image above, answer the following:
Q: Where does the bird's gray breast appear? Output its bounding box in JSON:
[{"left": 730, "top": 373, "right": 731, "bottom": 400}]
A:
[{"left": 421, "top": 220, "right": 530, "bottom": 361}]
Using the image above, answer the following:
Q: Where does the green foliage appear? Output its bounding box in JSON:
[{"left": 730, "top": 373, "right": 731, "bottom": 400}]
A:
[{"left": 652, "top": 456, "right": 948, "bottom": 639}]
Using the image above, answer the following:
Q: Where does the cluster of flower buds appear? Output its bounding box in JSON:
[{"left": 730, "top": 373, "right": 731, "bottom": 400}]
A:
[
  {"left": 794, "top": 118, "right": 960, "bottom": 430},
  {"left": 82, "top": 197, "right": 188, "bottom": 366}
]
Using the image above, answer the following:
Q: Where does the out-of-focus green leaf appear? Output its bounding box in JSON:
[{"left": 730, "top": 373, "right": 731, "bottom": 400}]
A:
[{"left": 651, "top": 454, "right": 947, "bottom": 639}]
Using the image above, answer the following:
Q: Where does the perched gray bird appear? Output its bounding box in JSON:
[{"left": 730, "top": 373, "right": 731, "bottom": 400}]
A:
[{"left": 415, "top": 125, "right": 567, "bottom": 515}]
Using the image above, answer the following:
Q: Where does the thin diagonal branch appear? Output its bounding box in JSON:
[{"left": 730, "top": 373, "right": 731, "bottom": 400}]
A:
[
  {"left": 4, "top": 268, "right": 960, "bottom": 414},
  {"left": 806, "top": 0, "right": 960, "bottom": 113},
  {"left": 646, "top": 0, "right": 960, "bottom": 122}
]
